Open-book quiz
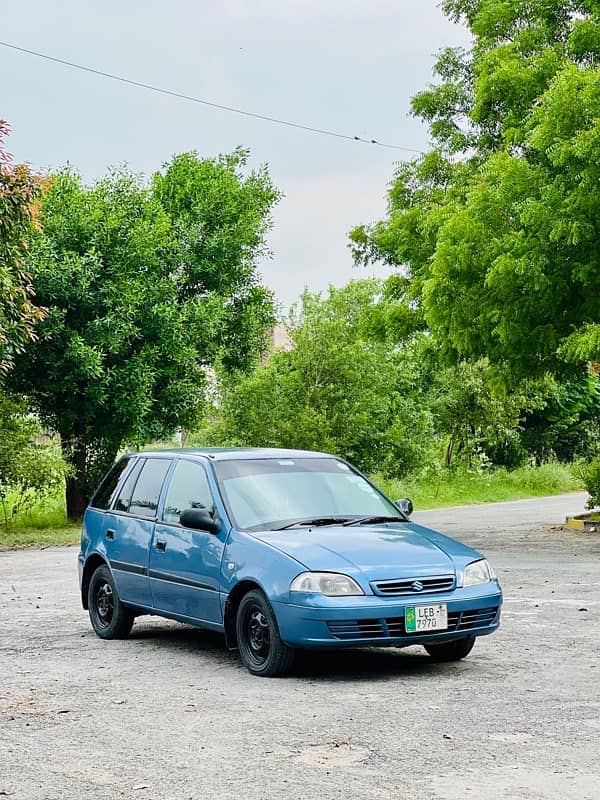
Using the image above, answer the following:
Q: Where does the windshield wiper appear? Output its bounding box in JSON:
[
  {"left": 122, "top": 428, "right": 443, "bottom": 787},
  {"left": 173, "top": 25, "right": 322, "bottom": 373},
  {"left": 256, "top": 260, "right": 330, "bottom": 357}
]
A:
[
  {"left": 275, "top": 516, "right": 353, "bottom": 530},
  {"left": 342, "top": 515, "right": 406, "bottom": 527}
]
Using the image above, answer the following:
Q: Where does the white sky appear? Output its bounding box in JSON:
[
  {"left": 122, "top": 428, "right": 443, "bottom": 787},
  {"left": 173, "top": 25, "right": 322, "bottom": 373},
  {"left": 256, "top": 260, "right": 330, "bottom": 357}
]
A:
[{"left": 1, "top": 1, "right": 469, "bottom": 310}]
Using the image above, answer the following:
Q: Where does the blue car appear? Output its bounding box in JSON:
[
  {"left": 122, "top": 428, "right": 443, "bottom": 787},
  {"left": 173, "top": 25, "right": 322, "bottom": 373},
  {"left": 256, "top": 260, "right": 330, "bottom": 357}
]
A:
[{"left": 78, "top": 448, "right": 502, "bottom": 676}]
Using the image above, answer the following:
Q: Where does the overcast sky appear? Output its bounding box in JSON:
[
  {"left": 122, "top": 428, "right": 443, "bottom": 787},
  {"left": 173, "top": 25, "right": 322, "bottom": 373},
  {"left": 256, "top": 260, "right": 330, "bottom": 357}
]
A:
[{"left": 2, "top": 1, "right": 469, "bottom": 310}]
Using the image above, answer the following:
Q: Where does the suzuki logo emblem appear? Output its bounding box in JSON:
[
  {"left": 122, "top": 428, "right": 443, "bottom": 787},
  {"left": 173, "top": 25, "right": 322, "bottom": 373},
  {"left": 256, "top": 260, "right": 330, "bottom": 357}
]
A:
[{"left": 411, "top": 580, "right": 424, "bottom": 592}]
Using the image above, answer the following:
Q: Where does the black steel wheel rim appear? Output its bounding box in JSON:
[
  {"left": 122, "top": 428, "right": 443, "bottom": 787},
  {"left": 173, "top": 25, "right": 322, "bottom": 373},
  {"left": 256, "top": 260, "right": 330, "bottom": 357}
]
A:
[
  {"left": 243, "top": 604, "right": 271, "bottom": 666},
  {"left": 95, "top": 581, "right": 114, "bottom": 627}
]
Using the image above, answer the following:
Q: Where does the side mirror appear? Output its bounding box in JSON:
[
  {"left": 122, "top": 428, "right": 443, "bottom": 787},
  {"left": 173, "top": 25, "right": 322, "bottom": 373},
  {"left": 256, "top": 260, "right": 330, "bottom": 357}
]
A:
[
  {"left": 180, "top": 508, "right": 220, "bottom": 534},
  {"left": 395, "top": 498, "right": 413, "bottom": 517}
]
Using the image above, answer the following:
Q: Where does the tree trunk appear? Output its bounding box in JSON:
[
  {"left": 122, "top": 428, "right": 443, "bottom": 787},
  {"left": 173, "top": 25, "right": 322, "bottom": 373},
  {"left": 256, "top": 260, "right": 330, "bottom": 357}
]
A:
[
  {"left": 445, "top": 437, "right": 455, "bottom": 468},
  {"left": 65, "top": 475, "right": 89, "bottom": 520},
  {"left": 63, "top": 424, "right": 90, "bottom": 521}
]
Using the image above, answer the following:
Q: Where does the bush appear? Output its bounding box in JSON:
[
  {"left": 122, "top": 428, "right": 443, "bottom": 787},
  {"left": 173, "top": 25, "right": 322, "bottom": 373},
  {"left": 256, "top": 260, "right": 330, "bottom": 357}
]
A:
[
  {"left": 0, "top": 394, "right": 71, "bottom": 526},
  {"left": 580, "top": 458, "right": 600, "bottom": 510}
]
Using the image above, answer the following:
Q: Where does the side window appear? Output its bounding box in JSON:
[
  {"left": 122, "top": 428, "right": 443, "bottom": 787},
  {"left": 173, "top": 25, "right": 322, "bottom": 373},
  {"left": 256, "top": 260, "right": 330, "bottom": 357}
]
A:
[
  {"left": 114, "top": 458, "right": 144, "bottom": 512},
  {"left": 162, "top": 460, "right": 215, "bottom": 525},
  {"left": 128, "top": 459, "right": 172, "bottom": 519},
  {"left": 90, "top": 458, "right": 131, "bottom": 510}
]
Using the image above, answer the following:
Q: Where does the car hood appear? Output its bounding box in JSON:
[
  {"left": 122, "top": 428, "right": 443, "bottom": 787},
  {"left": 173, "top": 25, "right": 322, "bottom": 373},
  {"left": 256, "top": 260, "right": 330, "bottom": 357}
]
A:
[{"left": 249, "top": 522, "right": 478, "bottom": 580}]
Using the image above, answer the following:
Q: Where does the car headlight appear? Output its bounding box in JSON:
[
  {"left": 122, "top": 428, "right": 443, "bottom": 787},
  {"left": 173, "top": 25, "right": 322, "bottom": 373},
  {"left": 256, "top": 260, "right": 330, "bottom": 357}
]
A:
[
  {"left": 290, "top": 572, "right": 364, "bottom": 596},
  {"left": 463, "top": 559, "right": 495, "bottom": 587}
]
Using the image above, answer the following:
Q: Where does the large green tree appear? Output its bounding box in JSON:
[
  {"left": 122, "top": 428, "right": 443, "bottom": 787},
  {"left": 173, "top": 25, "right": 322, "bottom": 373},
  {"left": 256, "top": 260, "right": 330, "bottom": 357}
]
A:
[
  {"left": 0, "top": 120, "right": 45, "bottom": 373},
  {"left": 208, "top": 281, "right": 436, "bottom": 478},
  {"left": 351, "top": 0, "right": 600, "bottom": 378},
  {"left": 8, "top": 150, "right": 278, "bottom": 518}
]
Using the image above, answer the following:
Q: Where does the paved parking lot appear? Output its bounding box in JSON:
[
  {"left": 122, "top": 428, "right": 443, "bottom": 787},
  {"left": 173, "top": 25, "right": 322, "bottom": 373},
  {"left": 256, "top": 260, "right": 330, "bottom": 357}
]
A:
[{"left": 1, "top": 493, "right": 599, "bottom": 800}]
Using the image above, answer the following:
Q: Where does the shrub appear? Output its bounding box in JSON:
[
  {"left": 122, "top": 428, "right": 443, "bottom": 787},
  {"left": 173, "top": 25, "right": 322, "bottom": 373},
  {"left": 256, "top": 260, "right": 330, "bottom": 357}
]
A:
[
  {"left": 0, "top": 394, "right": 71, "bottom": 526},
  {"left": 580, "top": 458, "right": 600, "bottom": 510}
]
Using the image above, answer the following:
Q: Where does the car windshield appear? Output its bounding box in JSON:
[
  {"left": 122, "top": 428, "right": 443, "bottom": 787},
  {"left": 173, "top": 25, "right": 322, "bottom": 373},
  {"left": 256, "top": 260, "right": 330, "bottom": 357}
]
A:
[{"left": 213, "top": 457, "right": 403, "bottom": 532}]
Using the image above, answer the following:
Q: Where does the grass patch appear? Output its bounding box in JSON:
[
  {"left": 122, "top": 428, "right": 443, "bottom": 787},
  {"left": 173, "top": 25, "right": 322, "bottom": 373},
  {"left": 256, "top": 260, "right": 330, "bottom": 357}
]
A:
[
  {"left": 0, "top": 524, "right": 80, "bottom": 550},
  {"left": 374, "top": 463, "right": 583, "bottom": 511},
  {"left": 0, "top": 493, "right": 80, "bottom": 550}
]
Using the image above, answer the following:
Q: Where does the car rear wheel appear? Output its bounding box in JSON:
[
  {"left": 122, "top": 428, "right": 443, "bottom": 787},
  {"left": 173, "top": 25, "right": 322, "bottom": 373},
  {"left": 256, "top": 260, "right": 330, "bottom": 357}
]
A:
[
  {"left": 236, "top": 589, "right": 295, "bottom": 677},
  {"left": 424, "top": 635, "right": 476, "bottom": 662},
  {"left": 88, "top": 565, "right": 135, "bottom": 639}
]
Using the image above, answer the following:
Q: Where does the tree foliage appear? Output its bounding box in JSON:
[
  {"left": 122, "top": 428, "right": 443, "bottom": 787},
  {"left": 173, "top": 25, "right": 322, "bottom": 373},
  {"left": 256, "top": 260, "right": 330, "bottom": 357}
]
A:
[
  {"left": 518, "top": 373, "right": 600, "bottom": 463},
  {"left": 351, "top": 0, "right": 600, "bottom": 378},
  {"left": 202, "top": 276, "right": 600, "bottom": 477},
  {"left": 0, "top": 120, "right": 46, "bottom": 373},
  {"left": 207, "top": 281, "right": 436, "bottom": 478},
  {"left": 8, "top": 150, "right": 278, "bottom": 517}
]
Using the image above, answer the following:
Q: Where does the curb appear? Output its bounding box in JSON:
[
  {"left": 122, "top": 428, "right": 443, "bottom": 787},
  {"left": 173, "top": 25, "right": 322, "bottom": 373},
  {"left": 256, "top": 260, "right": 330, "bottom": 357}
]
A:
[{"left": 566, "top": 514, "right": 599, "bottom": 532}]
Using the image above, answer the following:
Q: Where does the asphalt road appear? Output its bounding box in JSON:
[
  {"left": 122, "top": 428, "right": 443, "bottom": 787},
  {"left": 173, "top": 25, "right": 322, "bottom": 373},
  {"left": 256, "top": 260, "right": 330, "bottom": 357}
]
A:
[{"left": 1, "top": 492, "right": 599, "bottom": 800}]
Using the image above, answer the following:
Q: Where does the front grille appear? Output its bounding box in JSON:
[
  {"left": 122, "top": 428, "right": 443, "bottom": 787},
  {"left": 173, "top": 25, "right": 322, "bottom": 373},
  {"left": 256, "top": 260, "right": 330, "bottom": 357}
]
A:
[
  {"left": 371, "top": 575, "right": 455, "bottom": 596},
  {"left": 457, "top": 607, "right": 499, "bottom": 630},
  {"left": 326, "top": 619, "right": 386, "bottom": 640},
  {"left": 326, "top": 606, "right": 499, "bottom": 640}
]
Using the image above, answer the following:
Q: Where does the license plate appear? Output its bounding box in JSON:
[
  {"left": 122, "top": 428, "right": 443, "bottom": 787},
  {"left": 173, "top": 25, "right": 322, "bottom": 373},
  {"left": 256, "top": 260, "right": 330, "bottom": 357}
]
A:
[{"left": 405, "top": 604, "right": 448, "bottom": 633}]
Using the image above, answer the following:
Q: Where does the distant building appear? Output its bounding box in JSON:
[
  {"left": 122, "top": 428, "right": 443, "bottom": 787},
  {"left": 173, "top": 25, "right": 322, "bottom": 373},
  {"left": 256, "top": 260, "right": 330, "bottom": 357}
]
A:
[{"left": 269, "top": 323, "right": 293, "bottom": 352}]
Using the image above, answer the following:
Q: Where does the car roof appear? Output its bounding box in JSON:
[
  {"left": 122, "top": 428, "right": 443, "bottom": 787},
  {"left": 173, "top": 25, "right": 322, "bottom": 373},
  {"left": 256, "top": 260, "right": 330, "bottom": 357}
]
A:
[{"left": 125, "top": 447, "right": 334, "bottom": 462}]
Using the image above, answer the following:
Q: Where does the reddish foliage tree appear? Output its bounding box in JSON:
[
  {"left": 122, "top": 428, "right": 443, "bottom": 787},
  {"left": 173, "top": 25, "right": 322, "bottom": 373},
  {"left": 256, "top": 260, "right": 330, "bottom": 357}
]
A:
[{"left": 0, "top": 120, "right": 45, "bottom": 374}]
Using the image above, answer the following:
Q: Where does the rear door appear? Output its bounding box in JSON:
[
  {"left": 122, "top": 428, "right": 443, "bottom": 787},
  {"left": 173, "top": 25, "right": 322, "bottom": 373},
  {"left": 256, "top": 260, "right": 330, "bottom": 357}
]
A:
[
  {"left": 103, "top": 457, "right": 172, "bottom": 609},
  {"left": 149, "top": 458, "right": 225, "bottom": 624}
]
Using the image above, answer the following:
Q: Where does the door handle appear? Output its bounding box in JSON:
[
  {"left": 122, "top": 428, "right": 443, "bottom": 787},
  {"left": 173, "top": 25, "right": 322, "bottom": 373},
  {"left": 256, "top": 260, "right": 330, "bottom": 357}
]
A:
[
  {"left": 156, "top": 540, "right": 166, "bottom": 552},
  {"left": 106, "top": 529, "right": 115, "bottom": 540}
]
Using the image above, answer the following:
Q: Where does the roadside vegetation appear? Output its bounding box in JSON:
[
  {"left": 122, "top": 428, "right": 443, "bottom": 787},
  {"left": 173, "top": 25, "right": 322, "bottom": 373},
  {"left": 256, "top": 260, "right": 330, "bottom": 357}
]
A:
[
  {"left": 377, "top": 463, "right": 582, "bottom": 511},
  {"left": 0, "top": 463, "right": 585, "bottom": 550},
  {"left": 1, "top": 0, "right": 600, "bottom": 548}
]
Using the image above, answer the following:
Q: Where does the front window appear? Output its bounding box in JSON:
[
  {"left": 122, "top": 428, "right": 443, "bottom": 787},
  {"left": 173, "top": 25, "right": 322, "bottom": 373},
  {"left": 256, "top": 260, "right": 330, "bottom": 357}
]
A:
[
  {"left": 162, "top": 459, "right": 216, "bottom": 525},
  {"left": 214, "top": 457, "right": 401, "bottom": 532}
]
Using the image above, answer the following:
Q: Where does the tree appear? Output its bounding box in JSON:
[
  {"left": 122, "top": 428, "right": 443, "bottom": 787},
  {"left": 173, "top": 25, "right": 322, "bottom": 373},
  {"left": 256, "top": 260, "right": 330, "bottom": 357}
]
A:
[
  {"left": 0, "top": 120, "right": 45, "bottom": 373},
  {"left": 208, "top": 281, "right": 436, "bottom": 478},
  {"left": 518, "top": 374, "right": 600, "bottom": 463},
  {"left": 8, "top": 151, "right": 278, "bottom": 518},
  {"left": 428, "top": 360, "right": 535, "bottom": 468},
  {"left": 351, "top": 0, "right": 600, "bottom": 379}
]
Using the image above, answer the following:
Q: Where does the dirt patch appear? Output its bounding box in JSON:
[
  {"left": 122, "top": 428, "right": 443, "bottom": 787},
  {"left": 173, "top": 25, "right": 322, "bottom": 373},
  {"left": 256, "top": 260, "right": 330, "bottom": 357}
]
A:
[{"left": 293, "top": 740, "right": 370, "bottom": 767}]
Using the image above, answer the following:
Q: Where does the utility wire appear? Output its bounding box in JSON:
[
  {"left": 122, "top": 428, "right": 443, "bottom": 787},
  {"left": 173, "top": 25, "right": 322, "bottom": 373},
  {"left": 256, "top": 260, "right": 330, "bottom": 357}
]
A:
[{"left": 0, "top": 40, "right": 423, "bottom": 154}]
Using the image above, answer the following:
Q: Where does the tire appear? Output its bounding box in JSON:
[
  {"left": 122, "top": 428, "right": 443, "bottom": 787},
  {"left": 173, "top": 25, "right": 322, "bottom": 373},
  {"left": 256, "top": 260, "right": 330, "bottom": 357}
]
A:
[
  {"left": 424, "top": 635, "right": 476, "bottom": 662},
  {"left": 236, "top": 589, "right": 295, "bottom": 677},
  {"left": 88, "top": 564, "right": 135, "bottom": 640}
]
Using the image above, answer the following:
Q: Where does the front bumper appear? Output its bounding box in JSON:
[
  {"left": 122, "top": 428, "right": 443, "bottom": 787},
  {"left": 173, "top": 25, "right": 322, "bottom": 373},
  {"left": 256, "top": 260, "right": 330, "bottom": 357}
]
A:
[{"left": 273, "top": 583, "right": 502, "bottom": 648}]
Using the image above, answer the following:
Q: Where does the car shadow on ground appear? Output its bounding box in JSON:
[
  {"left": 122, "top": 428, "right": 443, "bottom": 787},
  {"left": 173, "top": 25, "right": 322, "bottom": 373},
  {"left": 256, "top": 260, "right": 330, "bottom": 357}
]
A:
[{"left": 128, "top": 619, "right": 465, "bottom": 681}]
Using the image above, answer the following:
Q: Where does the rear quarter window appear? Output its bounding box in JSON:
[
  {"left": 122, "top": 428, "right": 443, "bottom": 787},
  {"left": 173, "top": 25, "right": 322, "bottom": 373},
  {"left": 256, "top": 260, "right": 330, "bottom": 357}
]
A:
[{"left": 89, "top": 458, "right": 132, "bottom": 510}]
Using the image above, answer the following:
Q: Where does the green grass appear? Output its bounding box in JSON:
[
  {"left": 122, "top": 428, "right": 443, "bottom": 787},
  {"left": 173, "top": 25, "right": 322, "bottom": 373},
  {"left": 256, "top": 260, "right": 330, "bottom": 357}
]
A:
[
  {"left": 0, "top": 462, "right": 584, "bottom": 549},
  {"left": 374, "top": 462, "right": 583, "bottom": 510},
  {"left": 0, "top": 493, "right": 80, "bottom": 550}
]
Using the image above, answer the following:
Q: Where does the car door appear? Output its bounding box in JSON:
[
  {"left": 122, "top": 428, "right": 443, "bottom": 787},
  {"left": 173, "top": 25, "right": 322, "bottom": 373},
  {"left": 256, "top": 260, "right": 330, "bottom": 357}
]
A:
[
  {"left": 149, "top": 458, "right": 225, "bottom": 624},
  {"left": 103, "top": 457, "right": 172, "bottom": 609}
]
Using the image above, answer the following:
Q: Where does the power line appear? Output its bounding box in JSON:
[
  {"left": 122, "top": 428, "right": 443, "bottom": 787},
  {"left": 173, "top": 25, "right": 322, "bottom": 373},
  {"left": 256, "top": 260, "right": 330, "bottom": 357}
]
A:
[{"left": 0, "top": 40, "right": 423, "bottom": 154}]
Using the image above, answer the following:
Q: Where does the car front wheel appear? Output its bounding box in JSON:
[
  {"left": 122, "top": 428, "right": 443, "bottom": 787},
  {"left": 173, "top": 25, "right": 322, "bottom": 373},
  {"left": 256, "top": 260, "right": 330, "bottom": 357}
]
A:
[
  {"left": 236, "top": 589, "right": 295, "bottom": 677},
  {"left": 88, "top": 564, "right": 135, "bottom": 639},
  {"left": 424, "top": 635, "right": 475, "bottom": 662}
]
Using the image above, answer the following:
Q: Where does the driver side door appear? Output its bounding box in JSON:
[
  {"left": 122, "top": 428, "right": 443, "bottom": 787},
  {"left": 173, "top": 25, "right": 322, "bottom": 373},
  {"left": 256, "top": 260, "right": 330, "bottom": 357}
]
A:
[{"left": 149, "top": 459, "right": 225, "bottom": 625}]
